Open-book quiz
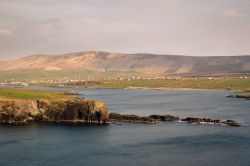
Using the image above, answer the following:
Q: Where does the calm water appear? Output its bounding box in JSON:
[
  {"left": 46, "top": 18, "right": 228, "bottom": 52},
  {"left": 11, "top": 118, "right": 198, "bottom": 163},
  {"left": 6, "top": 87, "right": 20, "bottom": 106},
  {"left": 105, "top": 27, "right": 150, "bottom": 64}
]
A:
[{"left": 1, "top": 87, "right": 250, "bottom": 166}]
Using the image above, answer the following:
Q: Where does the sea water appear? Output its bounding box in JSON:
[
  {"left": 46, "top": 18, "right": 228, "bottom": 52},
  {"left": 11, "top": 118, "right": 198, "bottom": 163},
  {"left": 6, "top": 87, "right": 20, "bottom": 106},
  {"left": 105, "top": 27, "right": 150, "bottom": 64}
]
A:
[{"left": 0, "top": 87, "right": 250, "bottom": 166}]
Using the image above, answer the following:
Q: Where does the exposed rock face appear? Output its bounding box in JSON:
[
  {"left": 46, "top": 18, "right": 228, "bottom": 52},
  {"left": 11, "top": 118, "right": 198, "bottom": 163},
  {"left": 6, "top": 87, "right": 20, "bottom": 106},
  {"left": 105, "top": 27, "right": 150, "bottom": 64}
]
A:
[
  {"left": 0, "top": 100, "right": 39, "bottom": 124},
  {"left": 0, "top": 99, "right": 109, "bottom": 125}
]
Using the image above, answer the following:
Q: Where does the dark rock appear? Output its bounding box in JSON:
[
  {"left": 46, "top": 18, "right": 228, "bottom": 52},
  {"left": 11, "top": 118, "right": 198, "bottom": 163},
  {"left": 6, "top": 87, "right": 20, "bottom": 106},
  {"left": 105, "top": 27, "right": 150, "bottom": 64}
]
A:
[
  {"left": 109, "top": 112, "right": 158, "bottom": 124},
  {"left": 181, "top": 117, "right": 241, "bottom": 127},
  {"left": 225, "top": 120, "right": 241, "bottom": 127},
  {"left": 149, "top": 114, "right": 180, "bottom": 121},
  {"left": 109, "top": 112, "right": 124, "bottom": 120},
  {"left": 213, "top": 119, "right": 221, "bottom": 124},
  {"left": 181, "top": 117, "right": 201, "bottom": 123},
  {"left": 226, "top": 95, "right": 234, "bottom": 98},
  {"left": 227, "top": 93, "right": 250, "bottom": 100},
  {"left": 226, "top": 120, "right": 237, "bottom": 123},
  {"left": 160, "top": 115, "right": 180, "bottom": 121},
  {"left": 148, "top": 115, "right": 161, "bottom": 121},
  {"left": 201, "top": 118, "right": 214, "bottom": 123}
]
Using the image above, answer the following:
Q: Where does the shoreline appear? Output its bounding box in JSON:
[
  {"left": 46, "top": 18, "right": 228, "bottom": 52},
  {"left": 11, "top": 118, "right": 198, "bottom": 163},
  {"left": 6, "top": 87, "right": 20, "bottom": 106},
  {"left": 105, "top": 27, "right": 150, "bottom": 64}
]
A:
[
  {"left": 123, "top": 86, "right": 236, "bottom": 92},
  {"left": 0, "top": 84, "right": 246, "bottom": 93},
  {"left": 0, "top": 87, "right": 243, "bottom": 127},
  {"left": 22, "top": 84, "right": 243, "bottom": 92},
  {"left": 73, "top": 86, "right": 243, "bottom": 93}
]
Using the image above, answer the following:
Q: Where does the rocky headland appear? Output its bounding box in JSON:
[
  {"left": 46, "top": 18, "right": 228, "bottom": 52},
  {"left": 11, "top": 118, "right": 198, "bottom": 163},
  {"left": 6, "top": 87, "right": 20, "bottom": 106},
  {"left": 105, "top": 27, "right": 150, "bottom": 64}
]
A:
[
  {"left": 0, "top": 98, "right": 109, "bottom": 125},
  {"left": 0, "top": 87, "right": 241, "bottom": 127},
  {"left": 0, "top": 99, "right": 241, "bottom": 127}
]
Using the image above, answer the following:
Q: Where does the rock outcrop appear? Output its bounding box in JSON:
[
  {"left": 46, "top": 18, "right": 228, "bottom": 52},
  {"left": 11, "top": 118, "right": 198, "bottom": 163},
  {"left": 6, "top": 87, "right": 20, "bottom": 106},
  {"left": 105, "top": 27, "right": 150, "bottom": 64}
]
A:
[
  {"left": 1, "top": 99, "right": 241, "bottom": 127},
  {"left": 0, "top": 99, "right": 109, "bottom": 125},
  {"left": 224, "top": 120, "right": 241, "bottom": 127},
  {"left": 149, "top": 114, "right": 180, "bottom": 121},
  {"left": 227, "top": 94, "right": 250, "bottom": 100},
  {"left": 109, "top": 113, "right": 241, "bottom": 127},
  {"left": 181, "top": 117, "right": 241, "bottom": 127},
  {"left": 109, "top": 113, "right": 159, "bottom": 124},
  {"left": 109, "top": 113, "right": 180, "bottom": 124}
]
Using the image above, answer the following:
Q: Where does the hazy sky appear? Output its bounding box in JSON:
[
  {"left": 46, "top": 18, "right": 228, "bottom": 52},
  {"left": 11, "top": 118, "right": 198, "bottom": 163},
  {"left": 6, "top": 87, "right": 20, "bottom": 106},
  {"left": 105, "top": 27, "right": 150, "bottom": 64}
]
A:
[{"left": 0, "top": 0, "right": 250, "bottom": 60}]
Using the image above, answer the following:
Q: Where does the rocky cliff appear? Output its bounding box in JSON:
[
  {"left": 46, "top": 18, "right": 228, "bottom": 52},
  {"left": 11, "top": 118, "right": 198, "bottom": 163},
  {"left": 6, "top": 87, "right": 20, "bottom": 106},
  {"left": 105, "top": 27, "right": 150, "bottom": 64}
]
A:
[{"left": 0, "top": 99, "right": 109, "bottom": 125}]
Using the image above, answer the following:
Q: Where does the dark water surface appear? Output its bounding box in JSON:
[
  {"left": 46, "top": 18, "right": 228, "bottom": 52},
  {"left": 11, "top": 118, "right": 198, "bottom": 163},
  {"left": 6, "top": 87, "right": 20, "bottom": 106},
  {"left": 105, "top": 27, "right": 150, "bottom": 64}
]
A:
[{"left": 1, "top": 87, "right": 250, "bottom": 166}]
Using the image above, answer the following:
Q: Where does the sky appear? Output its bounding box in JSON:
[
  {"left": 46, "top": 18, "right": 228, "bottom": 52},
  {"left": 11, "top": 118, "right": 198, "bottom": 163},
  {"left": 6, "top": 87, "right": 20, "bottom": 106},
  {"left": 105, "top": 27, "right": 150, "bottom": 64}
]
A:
[{"left": 0, "top": 0, "right": 250, "bottom": 60}]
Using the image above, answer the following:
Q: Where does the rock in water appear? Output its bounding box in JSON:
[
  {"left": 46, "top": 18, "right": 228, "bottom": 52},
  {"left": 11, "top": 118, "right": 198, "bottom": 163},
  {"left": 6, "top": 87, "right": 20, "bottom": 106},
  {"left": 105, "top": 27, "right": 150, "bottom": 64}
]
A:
[
  {"left": 109, "top": 112, "right": 158, "bottom": 124},
  {"left": 149, "top": 114, "right": 180, "bottom": 121},
  {"left": 225, "top": 120, "right": 241, "bottom": 127},
  {"left": 181, "top": 117, "right": 201, "bottom": 123}
]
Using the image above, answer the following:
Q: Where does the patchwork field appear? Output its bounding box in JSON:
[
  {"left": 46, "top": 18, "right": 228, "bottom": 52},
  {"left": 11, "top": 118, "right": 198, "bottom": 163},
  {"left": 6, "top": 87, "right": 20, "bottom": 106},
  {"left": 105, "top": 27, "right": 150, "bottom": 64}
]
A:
[{"left": 76, "top": 77, "right": 250, "bottom": 91}]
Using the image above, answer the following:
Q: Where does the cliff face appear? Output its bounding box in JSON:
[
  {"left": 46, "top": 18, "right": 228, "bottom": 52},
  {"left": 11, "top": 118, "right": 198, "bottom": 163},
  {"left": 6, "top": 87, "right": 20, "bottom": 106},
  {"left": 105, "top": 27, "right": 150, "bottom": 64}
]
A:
[{"left": 0, "top": 99, "right": 109, "bottom": 125}]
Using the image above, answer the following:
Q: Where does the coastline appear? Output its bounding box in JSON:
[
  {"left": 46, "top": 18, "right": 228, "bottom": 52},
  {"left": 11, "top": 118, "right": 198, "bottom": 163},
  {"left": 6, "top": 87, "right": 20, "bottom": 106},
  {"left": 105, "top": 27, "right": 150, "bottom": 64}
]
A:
[
  {"left": 124, "top": 86, "right": 234, "bottom": 92},
  {"left": 23, "top": 84, "right": 242, "bottom": 92},
  {"left": 0, "top": 87, "right": 244, "bottom": 127},
  {"left": 68, "top": 85, "right": 242, "bottom": 92}
]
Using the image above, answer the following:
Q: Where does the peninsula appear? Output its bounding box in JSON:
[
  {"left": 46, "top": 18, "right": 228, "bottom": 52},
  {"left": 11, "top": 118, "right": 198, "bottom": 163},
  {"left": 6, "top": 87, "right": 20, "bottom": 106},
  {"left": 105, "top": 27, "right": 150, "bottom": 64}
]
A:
[
  {"left": 0, "top": 88, "right": 109, "bottom": 125},
  {"left": 0, "top": 88, "right": 241, "bottom": 127}
]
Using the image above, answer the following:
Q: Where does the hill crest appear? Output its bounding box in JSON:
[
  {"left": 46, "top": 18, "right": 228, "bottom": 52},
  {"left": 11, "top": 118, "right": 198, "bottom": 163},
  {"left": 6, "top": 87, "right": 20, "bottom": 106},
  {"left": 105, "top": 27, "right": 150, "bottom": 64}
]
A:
[{"left": 0, "top": 51, "right": 250, "bottom": 78}]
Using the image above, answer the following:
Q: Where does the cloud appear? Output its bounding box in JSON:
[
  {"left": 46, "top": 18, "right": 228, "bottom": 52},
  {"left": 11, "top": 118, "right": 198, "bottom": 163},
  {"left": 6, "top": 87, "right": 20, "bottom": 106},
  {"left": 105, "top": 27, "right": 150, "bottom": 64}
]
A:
[
  {"left": 0, "top": 28, "right": 12, "bottom": 35},
  {"left": 84, "top": 17, "right": 101, "bottom": 25},
  {"left": 219, "top": 8, "right": 245, "bottom": 18},
  {"left": 165, "top": 0, "right": 181, "bottom": 6},
  {"left": 33, "top": 18, "right": 62, "bottom": 38},
  {"left": 0, "top": 0, "right": 250, "bottom": 60}
]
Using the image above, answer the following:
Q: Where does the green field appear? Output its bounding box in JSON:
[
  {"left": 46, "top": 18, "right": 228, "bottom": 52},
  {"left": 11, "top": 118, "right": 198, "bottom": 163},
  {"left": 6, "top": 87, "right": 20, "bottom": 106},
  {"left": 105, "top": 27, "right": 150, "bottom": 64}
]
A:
[
  {"left": 0, "top": 88, "right": 71, "bottom": 100},
  {"left": 80, "top": 77, "right": 250, "bottom": 91}
]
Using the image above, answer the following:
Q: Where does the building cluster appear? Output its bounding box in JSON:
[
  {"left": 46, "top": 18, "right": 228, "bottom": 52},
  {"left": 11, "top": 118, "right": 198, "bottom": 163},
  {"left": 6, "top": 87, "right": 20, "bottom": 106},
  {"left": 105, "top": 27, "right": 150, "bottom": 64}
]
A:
[{"left": 0, "top": 75, "right": 249, "bottom": 87}]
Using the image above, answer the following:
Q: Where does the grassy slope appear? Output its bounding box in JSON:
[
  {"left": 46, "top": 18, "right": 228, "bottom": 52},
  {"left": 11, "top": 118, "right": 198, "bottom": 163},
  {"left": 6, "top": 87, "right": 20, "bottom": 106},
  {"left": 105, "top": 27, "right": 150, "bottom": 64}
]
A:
[
  {"left": 0, "top": 88, "right": 71, "bottom": 100},
  {"left": 85, "top": 78, "right": 250, "bottom": 91}
]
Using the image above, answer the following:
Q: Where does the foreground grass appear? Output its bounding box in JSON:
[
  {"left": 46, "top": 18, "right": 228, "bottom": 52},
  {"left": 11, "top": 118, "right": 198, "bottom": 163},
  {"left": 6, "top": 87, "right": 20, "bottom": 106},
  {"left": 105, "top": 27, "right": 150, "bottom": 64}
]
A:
[
  {"left": 0, "top": 88, "right": 71, "bottom": 100},
  {"left": 83, "top": 77, "right": 250, "bottom": 91}
]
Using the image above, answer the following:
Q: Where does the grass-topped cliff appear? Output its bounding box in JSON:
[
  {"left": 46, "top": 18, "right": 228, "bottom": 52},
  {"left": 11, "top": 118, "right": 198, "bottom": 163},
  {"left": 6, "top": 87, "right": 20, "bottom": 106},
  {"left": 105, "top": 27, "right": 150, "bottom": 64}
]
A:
[
  {"left": 0, "top": 88, "right": 71, "bottom": 100},
  {"left": 0, "top": 88, "right": 109, "bottom": 125}
]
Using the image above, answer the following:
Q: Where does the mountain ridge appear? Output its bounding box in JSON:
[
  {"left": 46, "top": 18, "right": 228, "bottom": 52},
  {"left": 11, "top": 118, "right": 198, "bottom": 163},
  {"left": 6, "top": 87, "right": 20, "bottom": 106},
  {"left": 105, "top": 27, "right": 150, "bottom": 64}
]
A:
[{"left": 0, "top": 51, "right": 250, "bottom": 78}]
